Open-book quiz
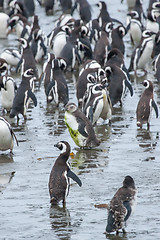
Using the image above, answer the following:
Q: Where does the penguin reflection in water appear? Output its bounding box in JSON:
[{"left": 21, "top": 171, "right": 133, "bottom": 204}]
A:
[
  {"left": 65, "top": 102, "right": 100, "bottom": 148},
  {"left": 136, "top": 80, "right": 158, "bottom": 129},
  {"left": 49, "top": 141, "right": 82, "bottom": 206},
  {"left": 105, "top": 176, "right": 137, "bottom": 235}
]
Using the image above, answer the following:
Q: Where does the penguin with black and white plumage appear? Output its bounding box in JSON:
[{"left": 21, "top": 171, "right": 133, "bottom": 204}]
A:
[
  {"left": 49, "top": 141, "right": 82, "bottom": 206},
  {"left": 136, "top": 80, "right": 158, "bottom": 129},
  {"left": 47, "top": 25, "right": 71, "bottom": 58},
  {"left": 71, "top": 0, "right": 91, "bottom": 23},
  {"left": 128, "top": 30, "right": 155, "bottom": 74},
  {"left": 146, "top": 8, "right": 160, "bottom": 35},
  {"left": 46, "top": 58, "right": 69, "bottom": 106},
  {"left": 127, "top": 11, "right": 144, "bottom": 46},
  {"left": 0, "top": 48, "right": 21, "bottom": 71},
  {"left": 86, "top": 19, "right": 101, "bottom": 46},
  {"left": 82, "top": 81, "right": 112, "bottom": 125},
  {"left": 105, "top": 176, "right": 137, "bottom": 235},
  {"left": 10, "top": 68, "right": 37, "bottom": 121},
  {"left": 0, "top": 116, "right": 18, "bottom": 154},
  {"left": 76, "top": 67, "right": 105, "bottom": 107},
  {"left": 79, "top": 59, "right": 101, "bottom": 77},
  {"left": 7, "top": 14, "right": 31, "bottom": 40},
  {"left": 65, "top": 102, "right": 100, "bottom": 148},
  {"left": 105, "top": 64, "right": 133, "bottom": 107},
  {"left": 0, "top": 75, "right": 16, "bottom": 113},
  {"left": 16, "top": 38, "right": 39, "bottom": 81},
  {"left": 134, "top": 0, "right": 146, "bottom": 24}
]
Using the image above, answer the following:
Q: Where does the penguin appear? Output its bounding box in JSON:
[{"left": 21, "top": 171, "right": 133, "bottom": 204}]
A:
[
  {"left": 8, "top": 0, "right": 28, "bottom": 18},
  {"left": 0, "top": 75, "right": 16, "bottom": 113},
  {"left": 151, "top": 31, "right": 160, "bottom": 58},
  {"left": 105, "top": 64, "right": 133, "bottom": 106},
  {"left": 16, "top": 38, "right": 39, "bottom": 80},
  {"left": 82, "top": 82, "right": 112, "bottom": 125},
  {"left": 55, "top": 14, "right": 75, "bottom": 28},
  {"left": 46, "top": 58, "right": 69, "bottom": 106},
  {"left": 0, "top": 48, "right": 21, "bottom": 70},
  {"left": 127, "top": 11, "right": 143, "bottom": 46},
  {"left": 105, "top": 176, "right": 137, "bottom": 234},
  {"left": 76, "top": 67, "right": 105, "bottom": 107},
  {"left": 64, "top": 102, "right": 100, "bottom": 148},
  {"left": 10, "top": 68, "right": 37, "bottom": 121},
  {"left": 7, "top": 13, "right": 31, "bottom": 40},
  {"left": 0, "top": 58, "right": 9, "bottom": 75},
  {"left": 111, "top": 24, "right": 127, "bottom": 55},
  {"left": 71, "top": 0, "right": 91, "bottom": 23},
  {"left": 93, "top": 30, "right": 110, "bottom": 67},
  {"left": 31, "top": 29, "right": 47, "bottom": 63},
  {"left": 134, "top": 0, "right": 146, "bottom": 24},
  {"left": 136, "top": 80, "right": 158, "bottom": 129},
  {"left": 48, "top": 141, "right": 82, "bottom": 206},
  {"left": 0, "top": 116, "right": 18, "bottom": 153},
  {"left": 79, "top": 59, "right": 101, "bottom": 77},
  {"left": 47, "top": 25, "right": 71, "bottom": 58},
  {"left": 0, "top": 12, "right": 9, "bottom": 38},
  {"left": 128, "top": 30, "right": 155, "bottom": 74},
  {"left": 76, "top": 36, "right": 93, "bottom": 63},
  {"left": 153, "top": 53, "right": 160, "bottom": 82}
]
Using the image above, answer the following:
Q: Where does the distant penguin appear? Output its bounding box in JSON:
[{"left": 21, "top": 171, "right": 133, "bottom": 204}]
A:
[
  {"left": 49, "top": 141, "right": 82, "bottom": 206},
  {"left": 146, "top": 8, "right": 160, "bottom": 34},
  {"left": 10, "top": 68, "right": 37, "bottom": 121},
  {"left": 0, "top": 12, "right": 9, "bottom": 38},
  {"left": 136, "top": 80, "right": 158, "bottom": 129},
  {"left": 71, "top": 0, "right": 91, "bottom": 23},
  {"left": 127, "top": 11, "right": 143, "bottom": 46},
  {"left": 0, "top": 75, "right": 16, "bottom": 113},
  {"left": 106, "top": 176, "right": 137, "bottom": 234},
  {"left": 96, "top": 1, "right": 112, "bottom": 28},
  {"left": 0, "top": 48, "right": 21, "bottom": 70},
  {"left": 46, "top": 58, "right": 69, "bottom": 106},
  {"left": 9, "top": 0, "right": 28, "bottom": 18},
  {"left": 65, "top": 102, "right": 100, "bottom": 148},
  {"left": 105, "top": 64, "right": 133, "bottom": 106},
  {"left": 128, "top": 30, "right": 155, "bottom": 74},
  {"left": 82, "top": 82, "right": 112, "bottom": 125},
  {"left": 0, "top": 116, "right": 18, "bottom": 153},
  {"left": 134, "top": 0, "right": 146, "bottom": 23},
  {"left": 93, "top": 30, "right": 110, "bottom": 67},
  {"left": 16, "top": 38, "right": 39, "bottom": 80}
]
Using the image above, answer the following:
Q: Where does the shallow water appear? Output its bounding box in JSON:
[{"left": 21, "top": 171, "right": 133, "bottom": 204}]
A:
[{"left": 0, "top": 1, "right": 160, "bottom": 239}]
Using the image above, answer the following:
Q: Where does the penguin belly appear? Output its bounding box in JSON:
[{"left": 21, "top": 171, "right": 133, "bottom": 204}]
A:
[
  {"left": 130, "top": 22, "right": 142, "bottom": 45},
  {"left": 0, "top": 122, "right": 13, "bottom": 151},
  {"left": 1, "top": 82, "right": 15, "bottom": 111},
  {"left": 52, "top": 32, "right": 67, "bottom": 57},
  {"left": 64, "top": 112, "right": 86, "bottom": 147}
]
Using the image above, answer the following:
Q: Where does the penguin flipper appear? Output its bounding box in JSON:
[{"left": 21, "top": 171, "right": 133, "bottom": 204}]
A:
[
  {"left": 123, "top": 200, "right": 132, "bottom": 221},
  {"left": 40, "top": 41, "right": 47, "bottom": 56},
  {"left": 21, "top": 28, "right": 27, "bottom": 38},
  {"left": 125, "top": 79, "right": 133, "bottom": 96},
  {"left": 46, "top": 80, "right": 55, "bottom": 97},
  {"left": 28, "top": 90, "right": 37, "bottom": 107},
  {"left": 67, "top": 169, "right": 82, "bottom": 187},
  {"left": 152, "top": 100, "right": 159, "bottom": 118},
  {"left": 78, "top": 122, "right": 88, "bottom": 138},
  {"left": 88, "top": 106, "right": 94, "bottom": 124}
]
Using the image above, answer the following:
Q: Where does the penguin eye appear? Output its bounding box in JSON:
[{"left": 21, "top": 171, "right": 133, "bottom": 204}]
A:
[{"left": 143, "top": 80, "right": 149, "bottom": 88}]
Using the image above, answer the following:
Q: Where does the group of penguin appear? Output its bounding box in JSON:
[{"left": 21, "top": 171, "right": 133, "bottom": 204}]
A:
[{"left": 0, "top": 0, "right": 160, "bottom": 235}]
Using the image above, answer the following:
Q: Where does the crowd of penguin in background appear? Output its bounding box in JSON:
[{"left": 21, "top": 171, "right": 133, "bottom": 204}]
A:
[{"left": 0, "top": 0, "right": 160, "bottom": 235}]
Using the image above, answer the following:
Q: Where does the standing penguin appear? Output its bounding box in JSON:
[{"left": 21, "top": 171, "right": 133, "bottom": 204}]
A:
[
  {"left": 136, "top": 80, "right": 158, "bottom": 129},
  {"left": 46, "top": 58, "right": 69, "bottom": 106},
  {"left": 16, "top": 38, "right": 39, "bottom": 81},
  {"left": 71, "top": 0, "right": 91, "bottom": 23},
  {"left": 128, "top": 30, "right": 155, "bottom": 74},
  {"left": 65, "top": 102, "right": 100, "bottom": 148},
  {"left": 49, "top": 141, "right": 82, "bottom": 206},
  {"left": 111, "top": 25, "right": 127, "bottom": 55},
  {"left": 106, "top": 176, "right": 137, "bottom": 234},
  {"left": 0, "top": 116, "right": 18, "bottom": 153},
  {"left": 10, "top": 68, "right": 37, "bottom": 121},
  {"left": 0, "top": 75, "right": 16, "bottom": 113},
  {"left": 105, "top": 64, "right": 133, "bottom": 106}
]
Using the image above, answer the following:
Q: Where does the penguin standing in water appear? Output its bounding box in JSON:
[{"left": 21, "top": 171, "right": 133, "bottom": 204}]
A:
[
  {"left": 136, "top": 80, "right": 158, "bottom": 129},
  {"left": 10, "top": 68, "right": 37, "bottom": 121},
  {"left": 0, "top": 116, "right": 18, "bottom": 153},
  {"left": 49, "top": 141, "right": 82, "bottom": 206},
  {"left": 46, "top": 58, "right": 69, "bottom": 106},
  {"left": 16, "top": 38, "right": 39, "bottom": 81},
  {"left": 0, "top": 75, "right": 16, "bottom": 113},
  {"left": 105, "top": 64, "right": 133, "bottom": 106},
  {"left": 65, "top": 102, "right": 100, "bottom": 148},
  {"left": 105, "top": 176, "right": 137, "bottom": 234},
  {"left": 128, "top": 30, "right": 155, "bottom": 74}
]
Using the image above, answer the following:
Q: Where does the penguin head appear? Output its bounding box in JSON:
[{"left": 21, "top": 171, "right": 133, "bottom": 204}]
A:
[
  {"left": 96, "top": 1, "right": 107, "bottom": 11},
  {"left": 61, "top": 25, "right": 71, "bottom": 36},
  {"left": 104, "top": 22, "right": 113, "bottom": 33},
  {"left": 54, "top": 141, "right": 71, "bottom": 155},
  {"left": 142, "top": 30, "right": 155, "bottom": 38},
  {"left": 23, "top": 68, "right": 34, "bottom": 78},
  {"left": 17, "top": 38, "right": 28, "bottom": 48},
  {"left": 127, "top": 10, "right": 139, "bottom": 20},
  {"left": 58, "top": 58, "right": 67, "bottom": 71},
  {"left": 65, "top": 102, "right": 78, "bottom": 113},
  {"left": 123, "top": 176, "right": 135, "bottom": 189},
  {"left": 118, "top": 25, "right": 126, "bottom": 37},
  {"left": 87, "top": 73, "right": 97, "bottom": 83},
  {"left": 143, "top": 80, "right": 153, "bottom": 90}
]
